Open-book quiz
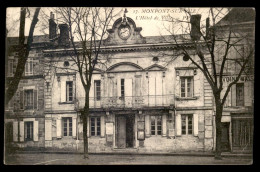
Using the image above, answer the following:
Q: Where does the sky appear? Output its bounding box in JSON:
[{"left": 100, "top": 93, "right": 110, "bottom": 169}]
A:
[{"left": 6, "top": 7, "right": 229, "bottom": 38}]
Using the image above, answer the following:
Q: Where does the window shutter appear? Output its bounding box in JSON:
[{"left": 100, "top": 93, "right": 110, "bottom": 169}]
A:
[
  {"left": 33, "top": 89, "right": 38, "bottom": 110},
  {"left": 56, "top": 117, "right": 62, "bottom": 138},
  {"left": 72, "top": 117, "right": 77, "bottom": 138},
  {"left": 145, "top": 115, "right": 150, "bottom": 137},
  {"left": 101, "top": 115, "right": 105, "bottom": 138},
  {"left": 193, "top": 114, "right": 198, "bottom": 136},
  {"left": 9, "top": 97, "right": 14, "bottom": 110},
  {"left": 149, "top": 77, "right": 155, "bottom": 105},
  {"left": 13, "top": 121, "right": 18, "bottom": 142},
  {"left": 117, "top": 78, "right": 121, "bottom": 97},
  {"left": 20, "top": 90, "right": 24, "bottom": 109},
  {"left": 231, "top": 85, "right": 236, "bottom": 106},
  {"left": 45, "top": 119, "right": 52, "bottom": 140},
  {"left": 33, "top": 120, "right": 39, "bottom": 141},
  {"left": 162, "top": 114, "right": 167, "bottom": 137},
  {"left": 156, "top": 77, "right": 163, "bottom": 105},
  {"left": 193, "top": 75, "right": 200, "bottom": 97},
  {"left": 60, "top": 80, "right": 66, "bottom": 102},
  {"left": 19, "top": 121, "right": 24, "bottom": 142},
  {"left": 125, "top": 78, "right": 133, "bottom": 107},
  {"left": 176, "top": 114, "right": 182, "bottom": 136},
  {"left": 175, "top": 75, "right": 180, "bottom": 97}
]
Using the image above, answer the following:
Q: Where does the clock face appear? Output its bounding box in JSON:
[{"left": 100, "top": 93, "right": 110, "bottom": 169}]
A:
[{"left": 119, "top": 26, "right": 131, "bottom": 39}]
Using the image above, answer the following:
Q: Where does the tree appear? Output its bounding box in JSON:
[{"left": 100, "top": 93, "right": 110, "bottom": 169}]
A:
[
  {"left": 47, "top": 7, "right": 119, "bottom": 159},
  {"left": 160, "top": 8, "right": 254, "bottom": 159},
  {"left": 5, "top": 7, "right": 41, "bottom": 106}
]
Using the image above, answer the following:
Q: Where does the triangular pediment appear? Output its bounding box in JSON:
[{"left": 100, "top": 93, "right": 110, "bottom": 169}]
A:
[
  {"left": 145, "top": 64, "right": 166, "bottom": 71},
  {"left": 107, "top": 62, "right": 143, "bottom": 72}
]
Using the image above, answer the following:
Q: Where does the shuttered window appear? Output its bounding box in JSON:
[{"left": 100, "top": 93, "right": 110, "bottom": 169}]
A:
[
  {"left": 66, "top": 81, "right": 73, "bottom": 102},
  {"left": 180, "top": 77, "right": 193, "bottom": 97},
  {"left": 181, "top": 114, "right": 193, "bottom": 135},
  {"left": 151, "top": 115, "right": 162, "bottom": 136},
  {"left": 90, "top": 117, "right": 101, "bottom": 136},
  {"left": 8, "top": 59, "right": 14, "bottom": 77},
  {"left": 24, "top": 121, "right": 33, "bottom": 141},
  {"left": 24, "top": 90, "right": 33, "bottom": 110},
  {"left": 63, "top": 117, "right": 72, "bottom": 137},
  {"left": 94, "top": 80, "right": 101, "bottom": 101},
  {"left": 236, "top": 83, "right": 244, "bottom": 106},
  {"left": 25, "top": 58, "right": 33, "bottom": 76}
]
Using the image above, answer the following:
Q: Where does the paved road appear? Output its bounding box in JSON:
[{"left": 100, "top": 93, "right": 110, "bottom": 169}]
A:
[{"left": 4, "top": 153, "right": 253, "bottom": 165}]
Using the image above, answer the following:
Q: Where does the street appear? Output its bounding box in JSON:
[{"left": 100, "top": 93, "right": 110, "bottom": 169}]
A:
[{"left": 4, "top": 153, "right": 253, "bottom": 165}]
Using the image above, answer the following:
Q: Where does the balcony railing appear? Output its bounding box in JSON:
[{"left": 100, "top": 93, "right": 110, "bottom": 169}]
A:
[{"left": 77, "top": 95, "right": 175, "bottom": 109}]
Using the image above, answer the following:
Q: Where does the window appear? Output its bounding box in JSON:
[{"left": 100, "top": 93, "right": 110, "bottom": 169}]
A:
[
  {"left": 121, "top": 79, "right": 125, "bottom": 98},
  {"left": 66, "top": 81, "right": 73, "bottom": 102},
  {"left": 236, "top": 83, "right": 244, "bottom": 106},
  {"left": 181, "top": 114, "right": 193, "bottom": 135},
  {"left": 24, "top": 121, "right": 33, "bottom": 141},
  {"left": 63, "top": 117, "right": 72, "bottom": 136},
  {"left": 24, "top": 90, "right": 34, "bottom": 110},
  {"left": 180, "top": 77, "right": 193, "bottom": 98},
  {"left": 25, "top": 58, "right": 33, "bottom": 76},
  {"left": 151, "top": 115, "right": 162, "bottom": 136},
  {"left": 94, "top": 80, "right": 101, "bottom": 101},
  {"left": 90, "top": 117, "right": 101, "bottom": 136}
]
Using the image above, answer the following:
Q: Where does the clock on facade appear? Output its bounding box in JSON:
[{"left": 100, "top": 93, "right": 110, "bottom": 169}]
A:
[{"left": 118, "top": 25, "right": 131, "bottom": 40}]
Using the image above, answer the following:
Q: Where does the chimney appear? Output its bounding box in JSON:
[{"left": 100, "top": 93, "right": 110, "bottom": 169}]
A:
[
  {"left": 190, "top": 14, "right": 201, "bottom": 41},
  {"left": 49, "top": 12, "right": 57, "bottom": 40},
  {"left": 206, "top": 17, "right": 210, "bottom": 39},
  {"left": 58, "top": 24, "right": 70, "bottom": 47}
]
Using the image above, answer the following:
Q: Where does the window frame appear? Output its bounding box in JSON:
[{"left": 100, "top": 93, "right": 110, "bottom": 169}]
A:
[
  {"left": 90, "top": 116, "right": 101, "bottom": 137},
  {"left": 150, "top": 115, "right": 162, "bottom": 136},
  {"left": 24, "top": 89, "right": 34, "bottom": 110},
  {"left": 94, "top": 80, "right": 101, "bottom": 101},
  {"left": 236, "top": 83, "right": 244, "bottom": 106},
  {"left": 66, "top": 81, "right": 73, "bottom": 102},
  {"left": 8, "top": 59, "right": 14, "bottom": 77},
  {"left": 181, "top": 114, "right": 193, "bottom": 135},
  {"left": 24, "top": 121, "right": 34, "bottom": 141},
  {"left": 62, "top": 117, "right": 72, "bottom": 137},
  {"left": 180, "top": 77, "right": 194, "bottom": 98}
]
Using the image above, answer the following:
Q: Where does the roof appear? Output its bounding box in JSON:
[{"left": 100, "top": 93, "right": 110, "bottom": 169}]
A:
[
  {"left": 216, "top": 8, "right": 255, "bottom": 25},
  {"left": 6, "top": 34, "right": 49, "bottom": 45}
]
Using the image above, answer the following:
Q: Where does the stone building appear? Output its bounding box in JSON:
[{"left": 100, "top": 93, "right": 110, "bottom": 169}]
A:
[
  {"left": 5, "top": 35, "right": 49, "bottom": 150},
  {"left": 42, "top": 13, "right": 214, "bottom": 153},
  {"left": 214, "top": 8, "right": 255, "bottom": 153}
]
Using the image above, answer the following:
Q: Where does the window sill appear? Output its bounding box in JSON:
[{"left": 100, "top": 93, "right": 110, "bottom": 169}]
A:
[
  {"left": 58, "top": 102, "right": 74, "bottom": 105},
  {"left": 176, "top": 96, "right": 199, "bottom": 101}
]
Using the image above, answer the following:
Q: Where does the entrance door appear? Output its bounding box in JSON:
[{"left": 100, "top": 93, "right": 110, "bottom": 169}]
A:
[
  {"left": 221, "top": 122, "right": 230, "bottom": 152},
  {"left": 126, "top": 114, "right": 135, "bottom": 148},
  {"left": 116, "top": 116, "right": 126, "bottom": 148},
  {"left": 232, "top": 118, "right": 253, "bottom": 151}
]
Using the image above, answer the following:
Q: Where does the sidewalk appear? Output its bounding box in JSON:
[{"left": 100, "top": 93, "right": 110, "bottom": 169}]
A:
[{"left": 10, "top": 149, "right": 253, "bottom": 158}]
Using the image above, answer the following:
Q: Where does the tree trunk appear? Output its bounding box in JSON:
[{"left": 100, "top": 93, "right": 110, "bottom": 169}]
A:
[
  {"left": 82, "top": 90, "right": 90, "bottom": 159},
  {"left": 214, "top": 94, "right": 223, "bottom": 160}
]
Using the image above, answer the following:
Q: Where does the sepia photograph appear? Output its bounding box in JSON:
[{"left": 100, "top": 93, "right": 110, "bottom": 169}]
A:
[{"left": 4, "top": 7, "right": 254, "bottom": 165}]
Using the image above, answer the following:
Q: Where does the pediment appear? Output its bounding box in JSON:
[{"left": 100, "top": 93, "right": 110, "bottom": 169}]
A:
[
  {"left": 145, "top": 64, "right": 166, "bottom": 71},
  {"left": 107, "top": 62, "right": 143, "bottom": 72},
  {"left": 103, "top": 17, "right": 146, "bottom": 46}
]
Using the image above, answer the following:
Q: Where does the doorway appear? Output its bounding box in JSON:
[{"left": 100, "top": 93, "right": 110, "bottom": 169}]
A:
[
  {"left": 116, "top": 114, "right": 135, "bottom": 148},
  {"left": 221, "top": 122, "right": 231, "bottom": 152}
]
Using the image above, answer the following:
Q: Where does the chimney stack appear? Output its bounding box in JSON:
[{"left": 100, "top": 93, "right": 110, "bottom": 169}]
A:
[
  {"left": 49, "top": 12, "right": 57, "bottom": 40},
  {"left": 58, "top": 24, "right": 70, "bottom": 47},
  {"left": 190, "top": 14, "right": 201, "bottom": 41}
]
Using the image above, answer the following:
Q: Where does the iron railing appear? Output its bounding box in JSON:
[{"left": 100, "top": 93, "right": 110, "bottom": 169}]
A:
[{"left": 77, "top": 95, "right": 175, "bottom": 109}]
